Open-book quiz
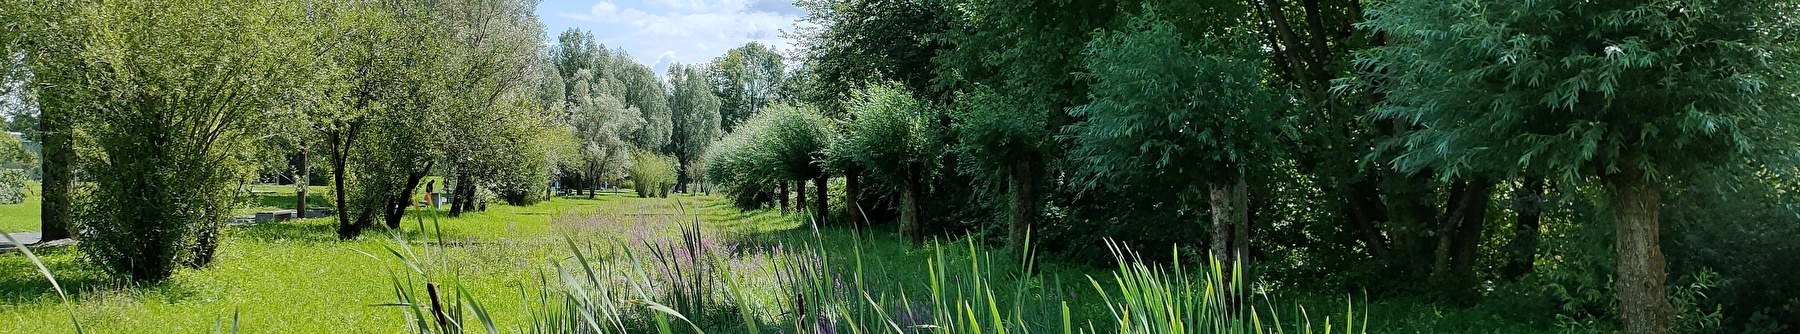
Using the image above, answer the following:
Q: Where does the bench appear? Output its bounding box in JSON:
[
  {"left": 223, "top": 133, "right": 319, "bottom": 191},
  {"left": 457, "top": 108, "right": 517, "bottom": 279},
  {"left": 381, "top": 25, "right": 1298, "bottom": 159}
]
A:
[{"left": 254, "top": 210, "right": 297, "bottom": 223}]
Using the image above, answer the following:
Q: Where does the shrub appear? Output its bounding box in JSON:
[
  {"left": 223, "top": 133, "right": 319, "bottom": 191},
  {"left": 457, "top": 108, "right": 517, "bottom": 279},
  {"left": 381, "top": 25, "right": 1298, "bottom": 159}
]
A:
[
  {"left": 629, "top": 150, "right": 678, "bottom": 198},
  {"left": 0, "top": 169, "right": 26, "bottom": 204}
]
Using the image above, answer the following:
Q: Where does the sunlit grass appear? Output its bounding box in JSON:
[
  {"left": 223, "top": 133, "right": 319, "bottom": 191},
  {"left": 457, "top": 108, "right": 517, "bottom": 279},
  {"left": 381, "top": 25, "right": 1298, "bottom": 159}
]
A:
[
  {"left": 0, "top": 182, "right": 41, "bottom": 233},
  {"left": 0, "top": 193, "right": 645, "bottom": 333}
]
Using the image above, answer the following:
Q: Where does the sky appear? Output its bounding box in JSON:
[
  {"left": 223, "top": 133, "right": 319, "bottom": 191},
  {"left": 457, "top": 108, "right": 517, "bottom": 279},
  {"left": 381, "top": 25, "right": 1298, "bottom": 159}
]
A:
[{"left": 536, "top": 0, "right": 810, "bottom": 75}]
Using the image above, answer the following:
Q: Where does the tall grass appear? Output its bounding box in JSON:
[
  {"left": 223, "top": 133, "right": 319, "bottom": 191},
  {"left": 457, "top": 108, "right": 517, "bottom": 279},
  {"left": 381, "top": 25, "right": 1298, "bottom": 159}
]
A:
[
  {"left": 2, "top": 231, "right": 83, "bottom": 334},
  {"left": 373, "top": 204, "right": 1364, "bottom": 333}
]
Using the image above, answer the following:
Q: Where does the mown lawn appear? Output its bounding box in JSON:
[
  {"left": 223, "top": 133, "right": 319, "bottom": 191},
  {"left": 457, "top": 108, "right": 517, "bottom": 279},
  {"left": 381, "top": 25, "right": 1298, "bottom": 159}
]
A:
[{"left": 0, "top": 183, "right": 41, "bottom": 234}]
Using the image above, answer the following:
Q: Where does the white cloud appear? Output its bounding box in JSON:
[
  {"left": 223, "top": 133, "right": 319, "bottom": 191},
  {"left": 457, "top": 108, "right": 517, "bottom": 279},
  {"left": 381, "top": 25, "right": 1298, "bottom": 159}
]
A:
[{"left": 556, "top": 0, "right": 803, "bottom": 71}]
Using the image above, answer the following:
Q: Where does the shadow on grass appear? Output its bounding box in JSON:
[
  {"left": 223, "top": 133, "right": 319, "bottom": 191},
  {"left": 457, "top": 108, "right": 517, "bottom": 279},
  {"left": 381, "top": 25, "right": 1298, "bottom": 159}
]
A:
[
  {"left": 0, "top": 246, "right": 114, "bottom": 304},
  {"left": 233, "top": 218, "right": 434, "bottom": 244}
]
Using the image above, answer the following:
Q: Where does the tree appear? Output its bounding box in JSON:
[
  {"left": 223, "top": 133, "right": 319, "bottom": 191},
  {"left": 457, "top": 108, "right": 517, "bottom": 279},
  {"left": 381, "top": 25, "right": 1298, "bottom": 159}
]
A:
[
  {"left": 842, "top": 84, "right": 944, "bottom": 245},
  {"left": 436, "top": 0, "right": 545, "bottom": 218},
  {"left": 1365, "top": 1, "right": 1800, "bottom": 332},
  {"left": 613, "top": 54, "right": 673, "bottom": 152},
  {"left": 568, "top": 69, "right": 644, "bottom": 197},
  {"left": 52, "top": 0, "right": 319, "bottom": 281},
  {"left": 1071, "top": 11, "right": 1284, "bottom": 275},
  {"left": 0, "top": 133, "right": 29, "bottom": 205},
  {"left": 705, "top": 116, "right": 777, "bottom": 208},
  {"left": 706, "top": 42, "right": 786, "bottom": 130},
  {"left": 952, "top": 87, "right": 1051, "bottom": 252},
  {"left": 760, "top": 104, "right": 832, "bottom": 220},
  {"left": 668, "top": 63, "right": 723, "bottom": 192},
  {"left": 313, "top": 0, "right": 444, "bottom": 238},
  {"left": 4, "top": 0, "right": 80, "bottom": 242}
]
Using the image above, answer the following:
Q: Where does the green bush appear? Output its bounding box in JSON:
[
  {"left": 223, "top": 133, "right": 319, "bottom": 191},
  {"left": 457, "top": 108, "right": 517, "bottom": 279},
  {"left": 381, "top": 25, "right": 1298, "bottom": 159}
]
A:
[
  {"left": 629, "top": 150, "right": 677, "bottom": 198},
  {"left": 0, "top": 169, "right": 26, "bottom": 204}
]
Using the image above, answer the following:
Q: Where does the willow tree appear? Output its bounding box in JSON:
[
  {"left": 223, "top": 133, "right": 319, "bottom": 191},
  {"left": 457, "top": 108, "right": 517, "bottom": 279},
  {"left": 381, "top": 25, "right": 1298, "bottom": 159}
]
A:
[
  {"left": 1365, "top": 1, "right": 1800, "bottom": 332},
  {"left": 313, "top": 0, "right": 448, "bottom": 237},
  {"left": 843, "top": 84, "right": 943, "bottom": 246},
  {"left": 1071, "top": 12, "right": 1284, "bottom": 274},
  {"left": 612, "top": 54, "right": 672, "bottom": 152},
  {"left": 760, "top": 104, "right": 832, "bottom": 220},
  {"left": 437, "top": 0, "right": 545, "bottom": 217},
  {"left": 953, "top": 88, "right": 1051, "bottom": 252},
  {"left": 55, "top": 0, "right": 318, "bottom": 281}
]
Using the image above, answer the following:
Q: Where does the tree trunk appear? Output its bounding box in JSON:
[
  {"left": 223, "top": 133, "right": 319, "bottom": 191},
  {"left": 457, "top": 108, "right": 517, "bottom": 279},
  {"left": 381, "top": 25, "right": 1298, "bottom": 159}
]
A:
[
  {"left": 845, "top": 170, "right": 863, "bottom": 226},
  {"left": 589, "top": 174, "right": 598, "bottom": 199},
  {"left": 37, "top": 105, "right": 72, "bottom": 241},
  {"left": 1432, "top": 180, "right": 1470, "bottom": 278},
  {"left": 1207, "top": 177, "right": 1250, "bottom": 276},
  {"left": 329, "top": 127, "right": 358, "bottom": 239},
  {"left": 903, "top": 176, "right": 924, "bottom": 246},
  {"left": 815, "top": 174, "right": 828, "bottom": 225},
  {"left": 1607, "top": 166, "right": 1672, "bottom": 334},
  {"left": 1445, "top": 178, "right": 1495, "bottom": 299},
  {"left": 296, "top": 146, "right": 308, "bottom": 217},
  {"left": 1502, "top": 179, "right": 1545, "bottom": 281},
  {"left": 796, "top": 178, "right": 808, "bottom": 216},
  {"left": 1006, "top": 158, "right": 1042, "bottom": 253},
  {"left": 384, "top": 161, "right": 433, "bottom": 229},
  {"left": 676, "top": 160, "right": 689, "bottom": 193},
  {"left": 778, "top": 181, "right": 790, "bottom": 214},
  {"left": 450, "top": 173, "right": 472, "bottom": 217}
]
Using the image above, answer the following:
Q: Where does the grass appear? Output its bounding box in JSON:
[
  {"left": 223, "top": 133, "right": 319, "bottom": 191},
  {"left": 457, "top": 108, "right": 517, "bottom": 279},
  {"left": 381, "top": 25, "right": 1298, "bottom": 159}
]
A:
[
  {"left": 0, "top": 190, "right": 695, "bottom": 333},
  {"left": 0, "top": 182, "right": 41, "bottom": 233},
  {"left": 2, "top": 187, "right": 1500, "bottom": 333}
]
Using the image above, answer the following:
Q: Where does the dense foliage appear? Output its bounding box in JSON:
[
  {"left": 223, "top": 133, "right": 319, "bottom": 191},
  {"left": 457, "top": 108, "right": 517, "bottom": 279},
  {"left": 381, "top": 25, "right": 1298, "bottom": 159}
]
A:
[
  {"left": 629, "top": 149, "right": 678, "bottom": 198},
  {"left": 5, "top": 0, "right": 1800, "bottom": 331}
]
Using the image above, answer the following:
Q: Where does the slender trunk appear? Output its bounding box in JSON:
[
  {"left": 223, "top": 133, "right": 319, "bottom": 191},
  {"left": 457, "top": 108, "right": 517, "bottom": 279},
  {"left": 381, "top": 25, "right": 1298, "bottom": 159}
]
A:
[
  {"left": 296, "top": 146, "right": 308, "bottom": 217},
  {"left": 1451, "top": 179, "right": 1494, "bottom": 277},
  {"left": 1607, "top": 165, "right": 1672, "bottom": 334},
  {"left": 1207, "top": 177, "right": 1249, "bottom": 275},
  {"left": 1297, "top": 0, "right": 1335, "bottom": 89},
  {"left": 778, "top": 181, "right": 790, "bottom": 214},
  {"left": 37, "top": 105, "right": 72, "bottom": 240},
  {"left": 1502, "top": 179, "right": 1545, "bottom": 281},
  {"left": 589, "top": 174, "right": 598, "bottom": 199},
  {"left": 903, "top": 176, "right": 923, "bottom": 246},
  {"left": 1433, "top": 180, "right": 1470, "bottom": 278},
  {"left": 1261, "top": 0, "right": 1316, "bottom": 94},
  {"left": 815, "top": 174, "right": 828, "bottom": 225},
  {"left": 330, "top": 129, "right": 356, "bottom": 239},
  {"left": 845, "top": 170, "right": 863, "bottom": 226},
  {"left": 1007, "top": 158, "right": 1042, "bottom": 253},
  {"left": 384, "top": 161, "right": 434, "bottom": 229},
  {"left": 796, "top": 178, "right": 808, "bottom": 216}
]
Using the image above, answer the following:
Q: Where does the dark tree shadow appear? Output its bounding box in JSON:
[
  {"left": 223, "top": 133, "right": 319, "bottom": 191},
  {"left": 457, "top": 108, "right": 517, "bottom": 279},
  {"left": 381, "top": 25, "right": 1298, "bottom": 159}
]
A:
[{"left": 0, "top": 246, "right": 115, "bottom": 304}]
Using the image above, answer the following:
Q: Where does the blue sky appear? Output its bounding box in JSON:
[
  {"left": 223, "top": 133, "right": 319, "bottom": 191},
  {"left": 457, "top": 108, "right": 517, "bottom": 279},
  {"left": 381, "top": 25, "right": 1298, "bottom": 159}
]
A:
[{"left": 535, "top": 0, "right": 809, "bottom": 74}]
